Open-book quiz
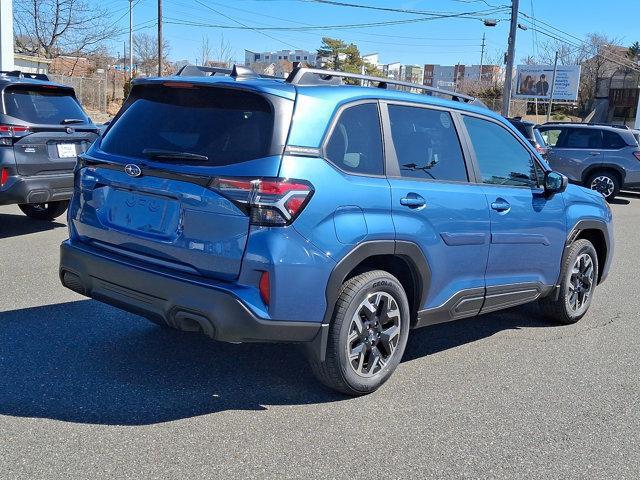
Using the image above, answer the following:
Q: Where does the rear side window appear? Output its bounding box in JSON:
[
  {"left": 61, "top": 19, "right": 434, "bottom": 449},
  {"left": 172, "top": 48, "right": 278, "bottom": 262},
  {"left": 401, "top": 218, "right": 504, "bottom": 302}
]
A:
[
  {"left": 101, "top": 85, "right": 274, "bottom": 165},
  {"left": 388, "top": 105, "right": 467, "bottom": 182},
  {"left": 602, "top": 130, "right": 627, "bottom": 149},
  {"left": 325, "top": 103, "right": 384, "bottom": 175},
  {"left": 562, "top": 128, "right": 602, "bottom": 149},
  {"left": 4, "top": 86, "right": 88, "bottom": 124},
  {"left": 539, "top": 128, "right": 562, "bottom": 147},
  {"left": 463, "top": 115, "right": 538, "bottom": 188}
]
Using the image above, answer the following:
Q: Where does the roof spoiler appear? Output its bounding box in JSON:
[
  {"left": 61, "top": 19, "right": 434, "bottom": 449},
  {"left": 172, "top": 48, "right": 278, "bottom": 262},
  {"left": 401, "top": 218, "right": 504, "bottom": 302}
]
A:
[{"left": 0, "top": 70, "right": 50, "bottom": 81}]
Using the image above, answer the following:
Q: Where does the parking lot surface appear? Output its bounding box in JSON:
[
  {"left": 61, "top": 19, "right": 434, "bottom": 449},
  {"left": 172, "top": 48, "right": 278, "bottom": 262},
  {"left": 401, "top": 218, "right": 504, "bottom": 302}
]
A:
[{"left": 1, "top": 196, "right": 639, "bottom": 479}]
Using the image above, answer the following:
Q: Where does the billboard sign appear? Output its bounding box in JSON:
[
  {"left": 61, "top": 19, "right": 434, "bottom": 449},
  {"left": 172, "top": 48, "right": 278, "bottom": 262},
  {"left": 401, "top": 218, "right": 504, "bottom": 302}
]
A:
[{"left": 513, "top": 64, "right": 581, "bottom": 101}]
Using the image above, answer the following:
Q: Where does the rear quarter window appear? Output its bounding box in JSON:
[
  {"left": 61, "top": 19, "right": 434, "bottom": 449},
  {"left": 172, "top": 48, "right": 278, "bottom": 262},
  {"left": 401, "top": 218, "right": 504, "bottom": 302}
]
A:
[
  {"left": 4, "top": 86, "right": 88, "bottom": 124},
  {"left": 100, "top": 85, "right": 276, "bottom": 166}
]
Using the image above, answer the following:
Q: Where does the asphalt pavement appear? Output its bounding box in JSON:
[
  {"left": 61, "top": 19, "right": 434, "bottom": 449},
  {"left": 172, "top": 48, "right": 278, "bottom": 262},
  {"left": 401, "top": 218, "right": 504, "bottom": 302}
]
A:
[{"left": 1, "top": 196, "right": 639, "bottom": 479}]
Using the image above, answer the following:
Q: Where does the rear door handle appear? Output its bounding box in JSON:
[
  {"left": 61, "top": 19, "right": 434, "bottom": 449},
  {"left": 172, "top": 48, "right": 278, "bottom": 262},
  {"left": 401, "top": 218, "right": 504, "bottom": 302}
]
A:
[
  {"left": 400, "top": 193, "right": 426, "bottom": 209},
  {"left": 491, "top": 198, "right": 510, "bottom": 212},
  {"left": 589, "top": 151, "right": 601, "bottom": 156}
]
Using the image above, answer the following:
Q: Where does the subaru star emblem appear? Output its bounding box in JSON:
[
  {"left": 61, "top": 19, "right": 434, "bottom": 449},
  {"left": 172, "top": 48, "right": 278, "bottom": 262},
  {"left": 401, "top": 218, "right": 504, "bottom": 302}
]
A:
[
  {"left": 124, "top": 164, "right": 142, "bottom": 177},
  {"left": 65, "top": 127, "right": 74, "bottom": 134}
]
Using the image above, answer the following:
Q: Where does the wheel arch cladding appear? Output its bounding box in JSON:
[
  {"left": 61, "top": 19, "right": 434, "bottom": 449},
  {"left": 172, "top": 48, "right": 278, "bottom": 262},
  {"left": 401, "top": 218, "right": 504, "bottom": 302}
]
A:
[
  {"left": 567, "top": 220, "right": 610, "bottom": 284},
  {"left": 582, "top": 164, "right": 625, "bottom": 184},
  {"left": 323, "top": 240, "right": 431, "bottom": 326}
]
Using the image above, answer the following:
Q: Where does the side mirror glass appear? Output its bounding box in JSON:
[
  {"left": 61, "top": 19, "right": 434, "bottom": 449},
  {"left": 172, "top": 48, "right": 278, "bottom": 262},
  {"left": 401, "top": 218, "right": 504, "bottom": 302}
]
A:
[{"left": 544, "top": 171, "right": 568, "bottom": 194}]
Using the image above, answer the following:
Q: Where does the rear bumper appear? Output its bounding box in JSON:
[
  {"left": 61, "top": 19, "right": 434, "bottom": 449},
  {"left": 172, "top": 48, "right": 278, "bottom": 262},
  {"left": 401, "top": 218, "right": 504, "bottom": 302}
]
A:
[
  {"left": 0, "top": 172, "right": 74, "bottom": 206},
  {"left": 59, "top": 240, "right": 321, "bottom": 344}
]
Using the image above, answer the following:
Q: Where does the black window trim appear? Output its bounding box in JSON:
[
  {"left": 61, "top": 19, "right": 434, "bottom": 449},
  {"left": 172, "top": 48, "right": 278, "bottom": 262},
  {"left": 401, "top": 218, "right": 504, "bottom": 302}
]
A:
[
  {"left": 379, "top": 100, "right": 479, "bottom": 185},
  {"left": 319, "top": 99, "right": 387, "bottom": 178},
  {"left": 459, "top": 111, "right": 548, "bottom": 190}
]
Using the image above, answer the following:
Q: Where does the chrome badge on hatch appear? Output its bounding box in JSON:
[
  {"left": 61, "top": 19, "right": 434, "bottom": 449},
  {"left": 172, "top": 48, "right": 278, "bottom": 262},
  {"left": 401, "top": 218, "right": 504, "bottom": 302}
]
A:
[{"left": 124, "top": 164, "right": 142, "bottom": 177}]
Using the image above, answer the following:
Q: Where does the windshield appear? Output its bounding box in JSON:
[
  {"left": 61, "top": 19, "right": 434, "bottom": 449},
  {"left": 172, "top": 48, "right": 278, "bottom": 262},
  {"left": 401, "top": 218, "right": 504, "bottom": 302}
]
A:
[
  {"left": 4, "top": 86, "right": 89, "bottom": 125},
  {"left": 100, "top": 84, "right": 275, "bottom": 166}
]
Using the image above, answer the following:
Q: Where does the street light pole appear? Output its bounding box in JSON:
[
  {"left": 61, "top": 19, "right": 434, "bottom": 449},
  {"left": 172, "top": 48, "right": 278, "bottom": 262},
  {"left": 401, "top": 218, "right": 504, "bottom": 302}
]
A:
[
  {"left": 129, "top": 0, "right": 133, "bottom": 80},
  {"left": 157, "top": 0, "right": 163, "bottom": 76},
  {"left": 479, "top": 33, "right": 486, "bottom": 84},
  {"left": 502, "top": 0, "right": 520, "bottom": 117}
]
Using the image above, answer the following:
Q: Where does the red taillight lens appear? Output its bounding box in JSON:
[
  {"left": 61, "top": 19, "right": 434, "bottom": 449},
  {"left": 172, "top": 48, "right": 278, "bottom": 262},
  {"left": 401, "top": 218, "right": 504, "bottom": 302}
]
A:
[
  {"left": 0, "top": 168, "right": 8, "bottom": 187},
  {"left": 209, "top": 177, "right": 314, "bottom": 226},
  {"left": 0, "top": 124, "right": 30, "bottom": 134},
  {"left": 259, "top": 271, "right": 270, "bottom": 306},
  {"left": 634, "top": 151, "right": 640, "bottom": 161}
]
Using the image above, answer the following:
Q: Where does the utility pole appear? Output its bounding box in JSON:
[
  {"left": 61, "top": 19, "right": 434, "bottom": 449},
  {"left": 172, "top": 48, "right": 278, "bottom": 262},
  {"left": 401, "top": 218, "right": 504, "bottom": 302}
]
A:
[
  {"left": 479, "top": 33, "right": 486, "bottom": 84},
  {"left": 546, "top": 51, "right": 559, "bottom": 122},
  {"left": 635, "top": 90, "right": 640, "bottom": 129},
  {"left": 502, "top": 0, "right": 520, "bottom": 117},
  {"left": 157, "top": 0, "right": 163, "bottom": 76},
  {"left": 0, "top": 0, "right": 14, "bottom": 71},
  {"left": 129, "top": 0, "right": 134, "bottom": 80}
]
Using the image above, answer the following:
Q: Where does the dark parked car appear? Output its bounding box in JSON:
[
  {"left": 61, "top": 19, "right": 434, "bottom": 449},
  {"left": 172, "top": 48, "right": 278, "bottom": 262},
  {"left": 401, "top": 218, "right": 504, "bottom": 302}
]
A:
[
  {"left": 507, "top": 117, "right": 548, "bottom": 156},
  {"left": 538, "top": 122, "right": 640, "bottom": 201},
  {"left": 0, "top": 71, "right": 98, "bottom": 220}
]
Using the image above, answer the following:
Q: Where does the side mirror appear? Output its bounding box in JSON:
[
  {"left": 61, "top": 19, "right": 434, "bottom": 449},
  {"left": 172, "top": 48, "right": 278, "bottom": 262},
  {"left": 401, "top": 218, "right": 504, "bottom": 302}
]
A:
[{"left": 544, "top": 171, "right": 568, "bottom": 194}]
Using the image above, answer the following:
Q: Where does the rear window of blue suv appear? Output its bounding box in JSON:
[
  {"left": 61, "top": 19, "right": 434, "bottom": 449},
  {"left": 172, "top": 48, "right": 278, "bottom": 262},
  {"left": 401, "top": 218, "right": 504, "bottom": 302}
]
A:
[{"left": 100, "top": 85, "right": 275, "bottom": 166}]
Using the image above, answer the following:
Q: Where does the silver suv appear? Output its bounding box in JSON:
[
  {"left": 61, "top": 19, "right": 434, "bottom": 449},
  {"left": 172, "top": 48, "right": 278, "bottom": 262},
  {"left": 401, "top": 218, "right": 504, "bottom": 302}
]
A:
[{"left": 537, "top": 123, "right": 640, "bottom": 201}]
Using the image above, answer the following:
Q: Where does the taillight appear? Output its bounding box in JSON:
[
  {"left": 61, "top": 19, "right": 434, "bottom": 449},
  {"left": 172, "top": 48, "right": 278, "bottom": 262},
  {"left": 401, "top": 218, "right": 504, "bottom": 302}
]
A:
[
  {"left": 259, "top": 271, "right": 270, "bottom": 306},
  {"left": 209, "top": 177, "right": 314, "bottom": 226},
  {"left": 634, "top": 151, "right": 640, "bottom": 161},
  {"left": 0, "top": 124, "right": 30, "bottom": 145},
  {"left": 536, "top": 145, "right": 548, "bottom": 156},
  {"left": 0, "top": 167, "right": 8, "bottom": 187}
]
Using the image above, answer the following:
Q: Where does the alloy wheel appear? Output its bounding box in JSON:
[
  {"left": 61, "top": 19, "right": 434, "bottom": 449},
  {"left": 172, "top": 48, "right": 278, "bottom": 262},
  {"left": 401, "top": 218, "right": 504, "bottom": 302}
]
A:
[
  {"left": 567, "top": 253, "right": 595, "bottom": 313},
  {"left": 590, "top": 176, "right": 615, "bottom": 198},
  {"left": 346, "top": 292, "right": 401, "bottom": 377}
]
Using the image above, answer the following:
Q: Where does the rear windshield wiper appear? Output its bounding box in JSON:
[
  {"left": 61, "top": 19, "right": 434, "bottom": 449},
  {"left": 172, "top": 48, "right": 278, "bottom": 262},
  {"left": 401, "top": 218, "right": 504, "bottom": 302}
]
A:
[
  {"left": 60, "top": 118, "right": 86, "bottom": 125},
  {"left": 142, "top": 148, "right": 209, "bottom": 162}
]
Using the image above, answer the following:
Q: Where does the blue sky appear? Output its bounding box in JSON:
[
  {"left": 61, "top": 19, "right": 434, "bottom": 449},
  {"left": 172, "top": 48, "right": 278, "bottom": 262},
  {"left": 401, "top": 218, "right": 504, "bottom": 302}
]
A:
[{"left": 102, "top": 0, "right": 640, "bottom": 66}]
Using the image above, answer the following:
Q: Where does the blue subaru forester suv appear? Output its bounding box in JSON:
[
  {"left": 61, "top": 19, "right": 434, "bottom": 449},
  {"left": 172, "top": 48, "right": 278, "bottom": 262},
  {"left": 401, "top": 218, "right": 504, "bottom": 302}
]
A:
[{"left": 59, "top": 65, "right": 613, "bottom": 395}]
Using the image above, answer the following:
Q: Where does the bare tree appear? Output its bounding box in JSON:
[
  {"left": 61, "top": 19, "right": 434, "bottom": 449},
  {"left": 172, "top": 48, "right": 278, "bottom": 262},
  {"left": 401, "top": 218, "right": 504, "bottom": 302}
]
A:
[
  {"left": 197, "top": 35, "right": 213, "bottom": 66},
  {"left": 13, "top": 0, "right": 117, "bottom": 58},
  {"left": 212, "top": 35, "right": 234, "bottom": 67},
  {"left": 134, "top": 33, "right": 170, "bottom": 76}
]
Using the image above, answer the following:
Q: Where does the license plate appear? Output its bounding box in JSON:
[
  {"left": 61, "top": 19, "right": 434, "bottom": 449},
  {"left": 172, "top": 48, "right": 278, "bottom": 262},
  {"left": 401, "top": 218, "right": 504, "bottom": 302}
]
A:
[
  {"left": 108, "top": 190, "right": 174, "bottom": 235},
  {"left": 57, "top": 143, "right": 76, "bottom": 158}
]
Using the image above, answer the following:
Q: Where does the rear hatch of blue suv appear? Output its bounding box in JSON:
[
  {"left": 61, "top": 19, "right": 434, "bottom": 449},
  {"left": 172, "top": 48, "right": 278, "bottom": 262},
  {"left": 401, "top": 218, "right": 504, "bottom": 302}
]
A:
[
  {"left": 0, "top": 74, "right": 98, "bottom": 220},
  {"left": 61, "top": 76, "right": 324, "bottom": 344}
]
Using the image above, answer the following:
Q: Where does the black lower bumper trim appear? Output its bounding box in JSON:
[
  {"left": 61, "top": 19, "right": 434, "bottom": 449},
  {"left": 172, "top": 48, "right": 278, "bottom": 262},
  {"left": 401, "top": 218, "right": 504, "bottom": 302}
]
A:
[
  {"left": 0, "top": 173, "right": 73, "bottom": 206},
  {"left": 59, "top": 240, "right": 321, "bottom": 344}
]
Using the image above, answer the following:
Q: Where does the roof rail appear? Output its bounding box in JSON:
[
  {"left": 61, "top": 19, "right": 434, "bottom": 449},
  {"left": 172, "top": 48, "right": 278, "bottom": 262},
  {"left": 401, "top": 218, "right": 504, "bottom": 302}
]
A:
[
  {"left": 0, "top": 70, "right": 50, "bottom": 81},
  {"left": 285, "top": 67, "right": 484, "bottom": 106},
  {"left": 543, "top": 121, "right": 630, "bottom": 130},
  {"left": 175, "top": 64, "right": 280, "bottom": 80}
]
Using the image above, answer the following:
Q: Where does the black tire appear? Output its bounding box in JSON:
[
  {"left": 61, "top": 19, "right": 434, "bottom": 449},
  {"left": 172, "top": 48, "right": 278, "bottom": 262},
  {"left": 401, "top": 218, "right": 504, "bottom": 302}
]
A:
[
  {"left": 18, "top": 201, "right": 69, "bottom": 221},
  {"left": 310, "top": 270, "right": 410, "bottom": 396},
  {"left": 586, "top": 170, "right": 620, "bottom": 202},
  {"left": 539, "top": 239, "right": 599, "bottom": 324}
]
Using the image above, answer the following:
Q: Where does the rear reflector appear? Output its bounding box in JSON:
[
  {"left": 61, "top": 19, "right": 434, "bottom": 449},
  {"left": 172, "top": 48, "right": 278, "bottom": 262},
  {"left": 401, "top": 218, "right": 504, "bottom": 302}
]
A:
[
  {"left": 0, "top": 168, "right": 8, "bottom": 187},
  {"left": 259, "top": 271, "right": 270, "bottom": 306}
]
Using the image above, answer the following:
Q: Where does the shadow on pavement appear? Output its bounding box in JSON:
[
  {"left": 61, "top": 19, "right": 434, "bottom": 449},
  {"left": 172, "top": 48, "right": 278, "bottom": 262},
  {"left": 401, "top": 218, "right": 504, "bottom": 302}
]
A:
[
  {"left": 0, "top": 212, "right": 65, "bottom": 239},
  {"left": 0, "top": 299, "right": 556, "bottom": 425}
]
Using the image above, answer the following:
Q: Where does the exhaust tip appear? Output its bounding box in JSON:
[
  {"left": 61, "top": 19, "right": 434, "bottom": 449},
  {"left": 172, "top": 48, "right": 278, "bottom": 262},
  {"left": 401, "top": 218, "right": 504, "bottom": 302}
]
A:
[{"left": 61, "top": 271, "right": 86, "bottom": 295}]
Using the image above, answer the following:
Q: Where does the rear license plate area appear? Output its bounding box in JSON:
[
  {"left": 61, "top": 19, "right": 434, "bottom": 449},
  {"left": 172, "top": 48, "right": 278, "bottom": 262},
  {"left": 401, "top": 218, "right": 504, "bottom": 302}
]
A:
[
  {"left": 107, "top": 189, "right": 177, "bottom": 235},
  {"left": 56, "top": 143, "right": 77, "bottom": 158}
]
